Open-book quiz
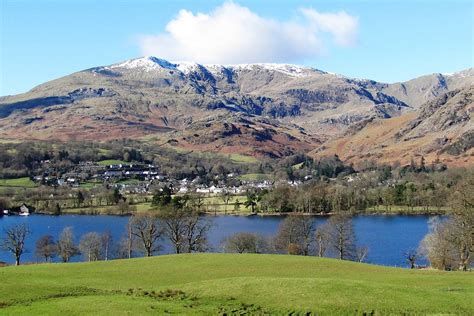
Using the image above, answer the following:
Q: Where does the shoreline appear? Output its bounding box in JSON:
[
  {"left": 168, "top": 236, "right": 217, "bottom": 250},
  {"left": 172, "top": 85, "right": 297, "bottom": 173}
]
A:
[{"left": 5, "top": 209, "right": 448, "bottom": 217}]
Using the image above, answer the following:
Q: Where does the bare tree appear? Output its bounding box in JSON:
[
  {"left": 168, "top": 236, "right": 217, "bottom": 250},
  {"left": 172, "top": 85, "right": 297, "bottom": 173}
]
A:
[
  {"left": 35, "top": 235, "right": 57, "bottom": 262},
  {"left": 159, "top": 208, "right": 187, "bottom": 254},
  {"left": 101, "top": 231, "right": 113, "bottom": 261},
  {"left": 315, "top": 223, "right": 331, "bottom": 257},
  {"left": 130, "top": 213, "right": 163, "bottom": 256},
  {"left": 222, "top": 232, "right": 270, "bottom": 253},
  {"left": 116, "top": 237, "right": 132, "bottom": 259},
  {"left": 189, "top": 193, "right": 205, "bottom": 212},
  {"left": 326, "top": 213, "right": 357, "bottom": 260},
  {"left": 404, "top": 248, "right": 418, "bottom": 269},
  {"left": 117, "top": 201, "right": 137, "bottom": 215},
  {"left": 274, "top": 214, "right": 314, "bottom": 255},
  {"left": 418, "top": 177, "right": 473, "bottom": 271},
  {"left": 57, "top": 226, "right": 79, "bottom": 263},
  {"left": 160, "top": 207, "right": 211, "bottom": 254},
  {"left": 448, "top": 178, "right": 473, "bottom": 271},
  {"left": 79, "top": 232, "right": 103, "bottom": 262},
  {"left": 356, "top": 246, "right": 369, "bottom": 263},
  {"left": 123, "top": 217, "right": 134, "bottom": 259},
  {"left": 1, "top": 224, "right": 30, "bottom": 265},
  {"left": 419, "top": 218, "right": 457, "bottom": 270},
  {"left": 220, "top": 190, "right": 232, "bottom": 214},
  {"left": 116, "top": 218, "right": 138, "bottom": 259},
  {"left": 182, "top": 212, "right": 212, "bottom": 253}
]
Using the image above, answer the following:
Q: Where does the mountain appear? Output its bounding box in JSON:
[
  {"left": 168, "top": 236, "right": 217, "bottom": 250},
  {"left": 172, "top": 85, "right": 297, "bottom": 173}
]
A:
[
  {"left": 382, "top": 69, "right": 474, "bottom": 108},
  {"left": 0, "top": 56, "right": 472, "bottom": 164},
  {"left": 314, "top": 87, "right": 474, "bottom": 166}
]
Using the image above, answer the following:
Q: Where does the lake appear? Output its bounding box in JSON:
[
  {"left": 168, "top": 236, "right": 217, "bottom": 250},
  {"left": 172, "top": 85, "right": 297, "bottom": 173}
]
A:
[{"left": 0, "top": 214, "right": 436, "bottom": 267}]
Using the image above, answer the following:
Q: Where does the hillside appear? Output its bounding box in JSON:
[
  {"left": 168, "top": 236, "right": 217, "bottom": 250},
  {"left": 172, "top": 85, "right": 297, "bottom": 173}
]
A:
[
  {"left": 313, "top": 87, "right": 474, "bottom": 167},
  {"left": 0, "top": 56, "right": 472, "bottom": 162},
  {"left": 382, "top": 69, "right": 474, "bottom": 108},
  {"left": 0, "top": 254, "right": 472, "bottom": 315}
]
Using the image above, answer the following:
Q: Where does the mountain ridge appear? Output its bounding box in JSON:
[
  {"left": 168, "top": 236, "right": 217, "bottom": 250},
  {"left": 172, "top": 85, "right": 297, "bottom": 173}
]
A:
[{"left": 0, "top": 56, "right": 472, "bottom": 165}]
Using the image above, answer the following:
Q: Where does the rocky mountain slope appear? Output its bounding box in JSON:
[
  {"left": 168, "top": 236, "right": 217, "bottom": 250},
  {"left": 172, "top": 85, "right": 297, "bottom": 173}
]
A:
[
  {"left": 314, "top": 87, "right": 473, "bottom": 166},
  {"left": 381, "top": 69, "right": 473, "bottom": 108},
  {"left": 0, "top": 57, "right": 472, "bottom": 163}
]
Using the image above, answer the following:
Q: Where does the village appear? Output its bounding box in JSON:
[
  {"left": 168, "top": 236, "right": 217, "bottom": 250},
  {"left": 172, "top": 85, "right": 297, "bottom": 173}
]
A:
[
  {"left": 0, "top": 159, "right": 305, "bottom": 216},
  {"left": 32, "top": 160, "right": 284, "bottom": 192}
]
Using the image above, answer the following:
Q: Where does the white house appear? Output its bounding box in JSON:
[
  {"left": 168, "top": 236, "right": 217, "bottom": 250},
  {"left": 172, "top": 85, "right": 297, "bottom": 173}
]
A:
[{"left": 19, "top": 204, "right": 30, "bottom": 216}]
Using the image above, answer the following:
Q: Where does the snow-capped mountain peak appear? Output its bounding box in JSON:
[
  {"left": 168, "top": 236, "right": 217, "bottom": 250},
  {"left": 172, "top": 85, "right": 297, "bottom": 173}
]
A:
[
  {"left": 175, "top": 62, "right": 202, "bottom": 74},
  {"left": 111, "top": 56, "right": 175, "bottom": 72},
  {"left": 110, "top": 56, "right": 319, "bottom": 78},
  {"left": 226, "top": 63, "right": 313, "bottom": 77}
]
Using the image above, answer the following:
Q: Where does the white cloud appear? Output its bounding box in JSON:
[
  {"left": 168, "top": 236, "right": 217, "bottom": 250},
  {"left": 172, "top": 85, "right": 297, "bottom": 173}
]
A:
[
  {"left": 138, "top": 2, "right": 358, "bottom": 64},
  {"left": 299, "top": 8, "right": 358, "bottom": 47}
]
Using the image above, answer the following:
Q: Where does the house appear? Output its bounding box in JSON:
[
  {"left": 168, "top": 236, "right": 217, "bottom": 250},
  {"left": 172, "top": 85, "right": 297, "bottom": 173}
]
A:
[
  {"left": 178, "top": 186, "right": 188, "bottom": 193},
  {"left": 10, "top": 203, "right": 33, "bottom": 216},
  {"left": 19, "top": 204, "right": 31, "bottom": 216}
]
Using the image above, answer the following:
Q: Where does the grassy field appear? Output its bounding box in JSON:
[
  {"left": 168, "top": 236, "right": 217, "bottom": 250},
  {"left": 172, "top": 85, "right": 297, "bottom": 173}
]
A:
[
  {"left": 292, "top": 162, "right": 304, "bottom": 170},
  {"left": 117, "top": 179, "right": 142, "bottom": 185},
  {"left": 78, "top": 181, "right": 102, "bottom": 189},
  {"left": 97, "top": 159, "right": 130, "bottom": 166},
  {"left": 59, "top": 197, "right": 252, "bottom": 215},
  {"left": 0, "top": 254, "right": 472, "bottom": 315},
  {"left": 0, "top": 177, "right": 37, "bottom": 188},
  {"left": 60, "top": 202, "right": 154, "bottom": 215},
  {"left": 238, "top": 173, "right": 272, "bottom": 181},
  {"left": 227, "top": 153, "right": 259, "bottom": 164},
  {"left": 201, "top": 195, "right": 250, "bottom": 213}
]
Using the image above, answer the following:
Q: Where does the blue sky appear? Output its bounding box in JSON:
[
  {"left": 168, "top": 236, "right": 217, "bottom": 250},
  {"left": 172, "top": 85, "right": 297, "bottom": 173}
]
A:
[{"left": 0, "top": 0, "right": 472, "bottom": 96}]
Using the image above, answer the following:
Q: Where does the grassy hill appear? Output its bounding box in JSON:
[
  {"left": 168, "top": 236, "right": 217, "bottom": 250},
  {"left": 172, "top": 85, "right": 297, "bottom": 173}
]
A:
[{"left": 0, "top": 254, "right": 472, "bottom": 315}]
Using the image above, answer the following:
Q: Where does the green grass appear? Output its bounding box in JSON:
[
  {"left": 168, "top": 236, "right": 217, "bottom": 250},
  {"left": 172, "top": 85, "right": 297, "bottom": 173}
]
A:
[
  {"left": 0, "top": 254, "right": 472, "bottom": 315},
  {"left": 202, "top": 195, "right": 246, "bottom": 205},
  {"left": 238, "top": 173, "right": 271, "bottom": 181},
  {"left": 201, "top": 195, "right": 249, "bottom": 213},
  {"left": 0, "top": 177, "right": 37, "bottom": 188},
  {"left": 292, "top": 162, "right": 304, "bottom": 170},
  {"left": 60, "top": 202, "right": 154, "bottom": 215},
  {"left": 134, "top": 202, "right": 154, "bottom": 212},
  {"left": 227, "top": 153, "right": 259, "bottom": 164},
  {"left": 97, "top": 159, "right": 130, "bottom": 166},
  {"left": 117, "top": 179, "right": 141, "bottom": 185},
  {"left": 97, "top": 148, "right": 112, "bottom": 155},
  {"left": 79, "top": 181, "right": 102, "bottom": 189}
]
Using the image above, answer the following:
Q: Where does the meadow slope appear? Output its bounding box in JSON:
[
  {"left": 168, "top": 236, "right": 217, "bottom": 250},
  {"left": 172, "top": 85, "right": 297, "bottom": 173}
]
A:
[{"left": 0, "top": 253, "right": 472, "bottom": 315}]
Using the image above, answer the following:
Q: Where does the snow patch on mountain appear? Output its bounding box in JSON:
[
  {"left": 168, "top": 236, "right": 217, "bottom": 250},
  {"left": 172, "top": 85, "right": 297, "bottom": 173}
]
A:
[
  {"left": 110, "top": 56, "right": 327, "bottom": 78},
  {"left": 442, "top": 69, "right": 474, "bottom": 79},
  {"left": 232, "top": 63, "right": 312, "bottom": 77},
  {"left": 202, "top": 63, "right": 315, "bottom": 78},
  {"left": 175, "top": 62, "right": 201, "bottom": 74},
  {"left": 111, "top": 56, "right": 175, "bottom": 72}
]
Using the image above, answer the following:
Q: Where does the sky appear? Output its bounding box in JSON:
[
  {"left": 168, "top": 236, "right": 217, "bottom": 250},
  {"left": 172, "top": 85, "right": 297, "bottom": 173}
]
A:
[{"left": 0, "top": 0, "right": 473, "bottom": 96}]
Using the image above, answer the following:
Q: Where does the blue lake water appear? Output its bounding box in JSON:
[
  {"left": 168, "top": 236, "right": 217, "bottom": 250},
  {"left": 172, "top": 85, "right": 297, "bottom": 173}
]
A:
[{"left": 0, "top": 214, "right": 436, "bottom": 267}]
